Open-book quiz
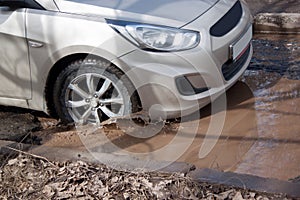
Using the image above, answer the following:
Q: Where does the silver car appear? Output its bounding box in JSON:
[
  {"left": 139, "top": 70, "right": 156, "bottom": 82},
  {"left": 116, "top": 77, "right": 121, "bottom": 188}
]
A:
[{"left": 0, "top": 0, "right": 252, "bottom": 123}]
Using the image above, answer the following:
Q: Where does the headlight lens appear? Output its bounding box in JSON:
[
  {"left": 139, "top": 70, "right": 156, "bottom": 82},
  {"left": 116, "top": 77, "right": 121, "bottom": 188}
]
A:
[{"left": 107, "top": 20, "right": 200, "bottom": 52}]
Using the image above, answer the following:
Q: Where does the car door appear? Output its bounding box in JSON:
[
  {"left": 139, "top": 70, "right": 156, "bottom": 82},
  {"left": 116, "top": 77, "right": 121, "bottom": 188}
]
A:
[{"left": 0, "top": 7, "right": 31, "bottom": 99}]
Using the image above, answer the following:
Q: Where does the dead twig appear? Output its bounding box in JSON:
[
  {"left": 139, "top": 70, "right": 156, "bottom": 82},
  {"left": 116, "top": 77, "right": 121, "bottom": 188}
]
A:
[{"left": 4, "top": 146, "right": 57, "bottom": 168}]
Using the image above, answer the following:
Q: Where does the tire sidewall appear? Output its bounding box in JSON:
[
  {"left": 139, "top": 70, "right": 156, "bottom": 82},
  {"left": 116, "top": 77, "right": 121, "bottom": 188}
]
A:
[{"left": 53, "top": 59, "right": 134, "bottom": 123}]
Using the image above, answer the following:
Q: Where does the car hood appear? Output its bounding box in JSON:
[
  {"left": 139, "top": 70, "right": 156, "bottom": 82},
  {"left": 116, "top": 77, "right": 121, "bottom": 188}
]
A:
[{"left": 54, "top": 0, "right": 220, "bottom": 27}]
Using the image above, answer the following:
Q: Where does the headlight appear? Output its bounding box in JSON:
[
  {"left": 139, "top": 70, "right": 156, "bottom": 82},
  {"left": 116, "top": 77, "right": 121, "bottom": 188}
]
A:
[{"left": 107, "top": 19, "right": 200, "bottom": 52}]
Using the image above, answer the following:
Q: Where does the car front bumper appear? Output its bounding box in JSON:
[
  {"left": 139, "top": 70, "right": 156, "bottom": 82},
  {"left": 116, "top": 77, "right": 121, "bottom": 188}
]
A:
[{"left": 114, "top": 0, "right": 253, "bottom": 118}]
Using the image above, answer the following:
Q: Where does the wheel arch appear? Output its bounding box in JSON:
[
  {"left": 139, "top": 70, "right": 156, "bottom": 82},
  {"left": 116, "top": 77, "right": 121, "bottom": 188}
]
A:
[{"left": 45, "top": 53, "right": 141, "bottom": 118}]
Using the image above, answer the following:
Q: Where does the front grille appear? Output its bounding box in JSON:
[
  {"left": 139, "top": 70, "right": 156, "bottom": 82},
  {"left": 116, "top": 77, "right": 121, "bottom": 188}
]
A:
[
  {"left": 210, "top": 1, "right": 242, "bottom": 37},
  {"left": 222, "top": 44, "right": 251, "bottom": 81}
]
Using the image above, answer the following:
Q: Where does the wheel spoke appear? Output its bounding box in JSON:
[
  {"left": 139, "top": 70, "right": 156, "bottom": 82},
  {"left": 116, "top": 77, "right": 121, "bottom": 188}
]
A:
[
  {"left": 86, "top": 74, "right": 95, "bottom": 94},
  {"left": 92, "top": 110, "right": 101, "bottom": 124},
  {"left": 95, "top": 79, "right": 111, "bottom": 97},
  {"left": 68, "top": 83, "right": 89, "bottom": 99},
  {"left": 79, "top": 107, "right": 92, "bottom": 122},
  {"left": 100, "top": 97, "right": 124, "bottom": 105},
  {"left": 100, "top": 106, "right": 118, "bottom": 118},
  {"left": 67, "top": 100, "right": 89, "bottom": 108}
]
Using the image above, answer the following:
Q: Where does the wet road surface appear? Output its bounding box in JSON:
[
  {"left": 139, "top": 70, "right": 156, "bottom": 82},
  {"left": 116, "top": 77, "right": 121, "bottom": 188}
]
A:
[
  {"left": 234, "top": 34, "right": 300, "bottom": 180},
  {"left": 1, "top": 34, "right": 299, "bottom": 181}
]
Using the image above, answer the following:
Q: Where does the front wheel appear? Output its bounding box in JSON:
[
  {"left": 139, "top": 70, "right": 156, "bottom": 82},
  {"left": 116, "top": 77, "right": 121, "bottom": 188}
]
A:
[{"left": 53, "top": 58, "right": 139, "bottom": 124}]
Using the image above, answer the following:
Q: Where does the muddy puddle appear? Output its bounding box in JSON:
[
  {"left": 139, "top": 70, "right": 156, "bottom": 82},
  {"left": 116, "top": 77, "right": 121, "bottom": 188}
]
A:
[
  {"left": 1, "top": 34, "right": 299, "bottom": 181},
  {"left": 235, "top": 34, "right": 300, "bottom": 180}
]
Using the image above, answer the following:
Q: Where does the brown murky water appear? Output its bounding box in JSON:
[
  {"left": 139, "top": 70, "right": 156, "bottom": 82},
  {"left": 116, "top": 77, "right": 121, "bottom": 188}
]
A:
[
  {"left": 31, "top": 34, "right": 300, "bottom": 181},
  {"left": 234, "top": 34, "right": 300, "bottom": 180}
]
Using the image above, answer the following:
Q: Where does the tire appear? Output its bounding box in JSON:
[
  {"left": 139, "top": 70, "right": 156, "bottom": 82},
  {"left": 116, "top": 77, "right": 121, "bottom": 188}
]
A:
[{"left": 53, "top": 58, "right": 139, "bottom": 124}]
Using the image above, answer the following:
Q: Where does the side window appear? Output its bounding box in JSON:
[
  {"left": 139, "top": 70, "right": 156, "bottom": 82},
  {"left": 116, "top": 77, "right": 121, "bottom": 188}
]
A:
[
  {"left": 25, "top": 0, "right": 45, "bottom": 9},
  {"left": 0, "top": 0, "right": 44, "bottom": 10}
]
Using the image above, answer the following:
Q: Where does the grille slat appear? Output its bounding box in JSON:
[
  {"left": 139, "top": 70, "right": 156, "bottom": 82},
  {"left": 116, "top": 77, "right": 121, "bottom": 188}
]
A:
[{"left": 210, "top": 1, "right": 242, "bottom": 37}]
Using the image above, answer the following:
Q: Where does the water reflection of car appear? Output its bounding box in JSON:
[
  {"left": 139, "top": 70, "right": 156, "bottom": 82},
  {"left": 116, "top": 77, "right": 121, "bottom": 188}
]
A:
[{"left": 0, "top": 0, "right": 252, "bottom": 124}]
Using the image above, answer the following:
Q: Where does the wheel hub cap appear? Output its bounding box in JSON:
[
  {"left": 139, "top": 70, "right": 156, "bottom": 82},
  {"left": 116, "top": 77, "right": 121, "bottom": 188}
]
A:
[{"left": 90, "top": 98, "right": 99, "bottom": 108}]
